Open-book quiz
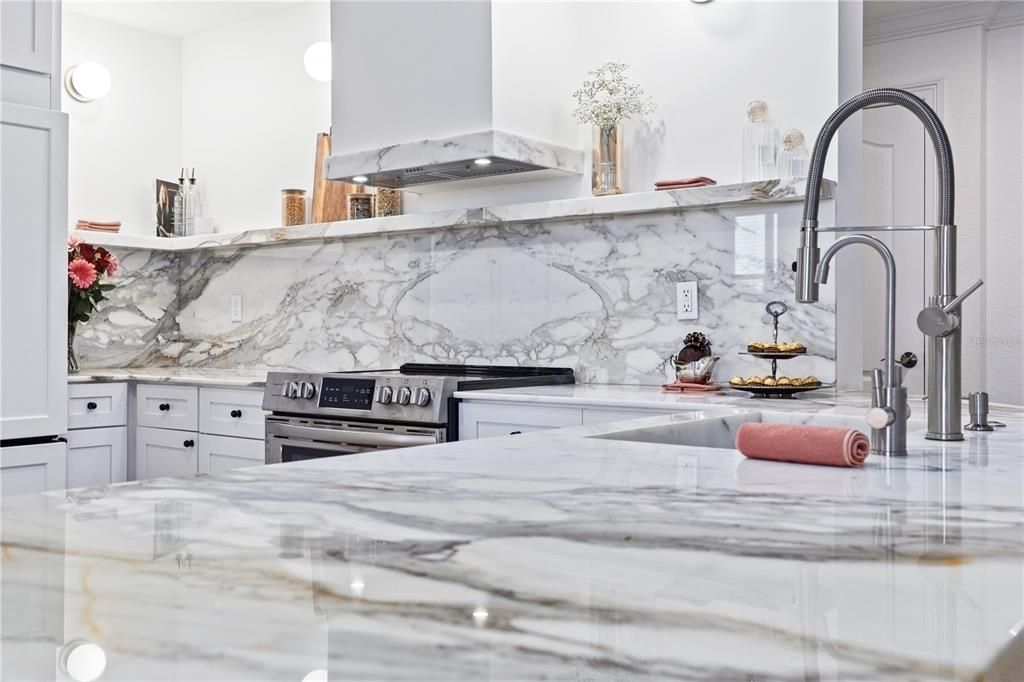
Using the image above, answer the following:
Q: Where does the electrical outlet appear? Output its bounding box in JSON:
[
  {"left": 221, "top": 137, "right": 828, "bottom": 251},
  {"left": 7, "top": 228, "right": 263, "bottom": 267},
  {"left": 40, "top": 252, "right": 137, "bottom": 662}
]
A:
[
  {"left": 230, "top": 294, "right": 243, "bottom": 322},
  {"left": 676, "top": 281, "right": 698, "bottom": 320}
]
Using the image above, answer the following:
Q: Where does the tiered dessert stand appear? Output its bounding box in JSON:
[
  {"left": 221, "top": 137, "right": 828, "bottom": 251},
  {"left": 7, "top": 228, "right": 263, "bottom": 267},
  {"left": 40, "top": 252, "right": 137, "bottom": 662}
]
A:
[{"left": 730, "top": 301, "right": 823, "bottom": 398}]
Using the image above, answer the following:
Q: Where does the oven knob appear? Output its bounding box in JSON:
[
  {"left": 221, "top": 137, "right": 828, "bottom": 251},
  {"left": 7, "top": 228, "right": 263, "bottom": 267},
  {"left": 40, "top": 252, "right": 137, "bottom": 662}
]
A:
[
  {"left": 300, "top": 381, "right": 316, "bottom": 400},
  {"left": 283, "top": 381, "right": 300, "bottom": 398},
  {"left": 412, "top": 387, "right": 432, "bottom": 407},
  {"left": 395, "top": 386, "right": 412, "bottom": 405},
  {"left": 374, "top": 385, "right": 393, "bottom": 405}
]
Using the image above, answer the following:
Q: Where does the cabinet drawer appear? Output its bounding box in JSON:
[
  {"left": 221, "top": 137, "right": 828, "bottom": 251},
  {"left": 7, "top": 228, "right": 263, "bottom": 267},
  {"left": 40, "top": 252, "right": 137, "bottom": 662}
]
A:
[
  {"left": 66, "top": 426, "right": 127, "bottom": 489},
  {"left": 199, "top": 388, "right": 265, "bottom": 439},
  {"left": 459, "top": 402, "right": 582, "bottom": 439},
  {"left": 197, "top": 434, "right": 265, "bottom": 475},
  {"left": 68, "top": 382, "right": 128, "bottom": 429},
  {"left": 135, "top": 426, "right": 198, "bottom": 480},
  {"left": 136, "top": 384, "right": 198, "bottom": 431}
]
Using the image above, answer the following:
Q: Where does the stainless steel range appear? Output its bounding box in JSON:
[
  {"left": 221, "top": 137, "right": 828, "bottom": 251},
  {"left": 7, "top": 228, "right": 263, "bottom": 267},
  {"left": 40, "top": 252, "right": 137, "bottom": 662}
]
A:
[{"left": 261, "top": 364, "right": 574, "bottom": 464}]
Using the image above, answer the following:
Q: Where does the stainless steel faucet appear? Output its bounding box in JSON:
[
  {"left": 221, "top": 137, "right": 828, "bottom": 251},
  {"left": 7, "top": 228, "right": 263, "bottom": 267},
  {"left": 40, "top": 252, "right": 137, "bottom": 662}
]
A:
[
  {"left": 815, "top": 235, "right": 913, "bottom": 456},
  {"left": 796, "top": 87, "right": 982, "bottom": 443}
]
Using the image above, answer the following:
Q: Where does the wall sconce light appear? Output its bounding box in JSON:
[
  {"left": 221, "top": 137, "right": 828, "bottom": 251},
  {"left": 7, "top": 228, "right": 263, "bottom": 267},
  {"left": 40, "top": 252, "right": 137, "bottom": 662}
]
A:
[
  {"left": 59, "top": 640, "right": 107, "bottom": 682},
  {"left": 64, "top": 62, "right": 112, "bottom": 102},
  {"left": 304, "top": 41, "right": 332, "bottom": 82}
]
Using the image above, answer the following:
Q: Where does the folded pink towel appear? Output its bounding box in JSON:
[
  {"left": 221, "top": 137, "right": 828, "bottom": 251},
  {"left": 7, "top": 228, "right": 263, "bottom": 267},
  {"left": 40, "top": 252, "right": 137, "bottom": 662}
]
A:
[{"left": 735, "top": 423, "right": 870, "bottom": 467}]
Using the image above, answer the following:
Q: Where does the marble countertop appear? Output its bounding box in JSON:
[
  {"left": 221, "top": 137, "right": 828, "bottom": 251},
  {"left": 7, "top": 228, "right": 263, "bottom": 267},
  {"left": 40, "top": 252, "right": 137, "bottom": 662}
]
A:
[
  {"left": 69, "top": 178, "right": 835, "bottom": 253},
  {"left": 3, "top": 399, "right": 1024, "bottom": 680},
  {"left": 69, "top": 367, "right": 268, "bottom": 387}
]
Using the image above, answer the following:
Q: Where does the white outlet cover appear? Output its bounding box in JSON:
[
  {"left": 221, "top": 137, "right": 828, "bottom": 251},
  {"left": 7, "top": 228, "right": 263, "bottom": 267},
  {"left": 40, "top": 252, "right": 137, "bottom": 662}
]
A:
[
  {"left": 676, "top": 281, "right": 699, "bottom": 320},
  {"left": 230, "top": 294, "right": 243, "bottom": 322}
]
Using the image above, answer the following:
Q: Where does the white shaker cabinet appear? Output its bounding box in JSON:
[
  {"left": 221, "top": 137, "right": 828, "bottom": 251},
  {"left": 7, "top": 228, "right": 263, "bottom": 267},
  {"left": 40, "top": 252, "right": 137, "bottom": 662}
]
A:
[
  {"left": 0, "top": 441, "right": 65, "bottom": 497},
  {"left": 0, "top": 103, "right": 68, "bottom": 441},
  {"left": 66, "top": 426, "right": 127, "bottom": 489},
  {"left": 197, "top": 433, "right": 264, "bottom": 475},
  {"left": 1, "top": 0, "right": 56, "bottom": 75},
  {"left": 459, "top": 402, "right": 583, "bottom": 439},
  {"left": 135, "top": 426, "right": 199, "bottom": 480}
]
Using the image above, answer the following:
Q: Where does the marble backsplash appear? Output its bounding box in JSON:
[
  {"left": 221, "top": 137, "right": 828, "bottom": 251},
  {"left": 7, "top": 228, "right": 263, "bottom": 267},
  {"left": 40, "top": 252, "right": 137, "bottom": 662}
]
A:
[{"left": 76, "top": 202, "right": 836, "bottom": 384}]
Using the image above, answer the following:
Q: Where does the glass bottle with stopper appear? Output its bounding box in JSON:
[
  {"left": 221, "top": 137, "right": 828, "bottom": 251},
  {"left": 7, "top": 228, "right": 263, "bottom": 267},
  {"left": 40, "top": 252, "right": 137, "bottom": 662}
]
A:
[
  {"left": 776, "top": 129, "right": 809, "bottom": 178},
  {"left": 742, "top": 100, "right": 779, "bottom": 182}
]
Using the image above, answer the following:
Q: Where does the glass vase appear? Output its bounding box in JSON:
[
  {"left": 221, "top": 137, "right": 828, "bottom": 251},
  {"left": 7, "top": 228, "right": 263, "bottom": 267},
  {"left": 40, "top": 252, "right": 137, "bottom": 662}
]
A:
[
  {"left": 592, "top": 123, "right": 623, "bottom": 196},
  {"left": 68, "top": 323, "right": 79, "bottom": 373}
]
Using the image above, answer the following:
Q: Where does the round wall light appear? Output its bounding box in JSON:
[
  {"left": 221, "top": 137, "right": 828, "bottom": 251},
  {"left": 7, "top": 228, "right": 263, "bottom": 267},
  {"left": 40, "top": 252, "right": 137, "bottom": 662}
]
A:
[
  {"left": 64, "top": 62, "right": 112, "bottom": 102},
  {"left": 304, "top": 41, "right": 332, "bottom": 82},
  {"left": 59, "top": 641, "right": 107, "bottom": 682}
]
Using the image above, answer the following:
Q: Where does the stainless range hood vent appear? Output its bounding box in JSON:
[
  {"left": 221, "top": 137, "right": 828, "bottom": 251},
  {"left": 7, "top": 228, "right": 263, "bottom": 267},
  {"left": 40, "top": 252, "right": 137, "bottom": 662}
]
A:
[{"left": 325, "top": 130, "right": 583, "bottom": 193}]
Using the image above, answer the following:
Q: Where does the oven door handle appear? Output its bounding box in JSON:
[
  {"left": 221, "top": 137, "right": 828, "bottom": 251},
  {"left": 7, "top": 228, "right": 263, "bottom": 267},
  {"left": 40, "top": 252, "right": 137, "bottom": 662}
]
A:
[{"left": 267, "top": 422, "right": 439, "bottom": 449}]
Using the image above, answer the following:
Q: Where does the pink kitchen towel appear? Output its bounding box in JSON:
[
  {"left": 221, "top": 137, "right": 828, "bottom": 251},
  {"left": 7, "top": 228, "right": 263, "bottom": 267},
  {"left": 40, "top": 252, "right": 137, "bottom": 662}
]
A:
[{"left": 735, "top": 422, "right": 870, "bottom": 467}]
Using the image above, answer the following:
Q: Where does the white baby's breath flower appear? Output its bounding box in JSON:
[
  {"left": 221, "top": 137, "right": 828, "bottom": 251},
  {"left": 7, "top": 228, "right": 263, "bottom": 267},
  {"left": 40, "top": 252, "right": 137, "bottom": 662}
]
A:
[{"left": 572, "top": 61, "right": 655, "bottom": 126}]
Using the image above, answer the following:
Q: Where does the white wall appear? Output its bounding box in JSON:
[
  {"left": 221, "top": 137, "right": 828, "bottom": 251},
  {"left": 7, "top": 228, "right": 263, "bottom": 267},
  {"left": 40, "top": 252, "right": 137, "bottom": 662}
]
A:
[
  {"left": 63, "top": 2, "right": 330, "bottom": 236},
  {"left": 984, "top": 24, "right": 1024, "bottom": 405},
  {"left": 181, "top": 2, "right": 330, "bottom": 231},
  {"left": 406, "top": 0, "right": 843, "bottom": 213},
  {"left": 62, "top": 12, "right": 182, "bottom": 234},
  {"left": 864, "top": 16, "right": 1023, "bottom": 405}
]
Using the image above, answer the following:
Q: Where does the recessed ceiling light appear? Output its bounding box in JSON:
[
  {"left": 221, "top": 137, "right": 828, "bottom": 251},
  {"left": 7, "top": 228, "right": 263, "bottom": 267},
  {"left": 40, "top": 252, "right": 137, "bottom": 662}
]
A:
[
  {"left": 303, "top": 41, "right": 332, "bottom": 82},
  {"left": 351, "top": 175, "right": 368, "bottom": 183},
  {"left": 473, "top": 158, "right": 492, "bottom": 166},
  {"left": 65, "top": 62, "right": 112, "bottom": 102}
]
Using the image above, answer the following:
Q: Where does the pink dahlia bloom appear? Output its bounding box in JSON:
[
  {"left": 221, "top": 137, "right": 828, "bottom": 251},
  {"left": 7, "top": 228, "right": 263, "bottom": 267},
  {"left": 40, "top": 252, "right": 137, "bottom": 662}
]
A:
[
  {"left": 68, "top": 258, "right": 97, "bottom": 289},
  {"left": 68, "top": 235, "right": 82, "bottom": 250}
]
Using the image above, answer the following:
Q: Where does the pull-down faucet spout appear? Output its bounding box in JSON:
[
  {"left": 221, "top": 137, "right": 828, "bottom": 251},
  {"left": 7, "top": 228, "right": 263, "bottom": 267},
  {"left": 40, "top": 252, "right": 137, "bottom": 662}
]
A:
[{"left": 796, "top": 87, "right": 969, "bottom": 443}]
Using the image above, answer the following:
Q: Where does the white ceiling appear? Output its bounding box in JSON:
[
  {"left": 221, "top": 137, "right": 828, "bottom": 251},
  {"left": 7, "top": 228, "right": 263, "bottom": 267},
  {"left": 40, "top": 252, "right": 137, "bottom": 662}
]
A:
[{"left": 63, "top": 0, "right": 307, "bottom": 39}]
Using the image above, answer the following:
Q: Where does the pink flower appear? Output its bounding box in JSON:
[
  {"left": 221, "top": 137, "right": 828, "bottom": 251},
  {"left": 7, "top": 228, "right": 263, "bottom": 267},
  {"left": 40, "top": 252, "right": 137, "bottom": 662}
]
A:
[
  {"left": 68, "top": 235, "right": 82, "bottom": 250},
  {"left": 103, "top": 252, "right": 119, "bottom": 277},
  {"left": 68, "top": 259, "right": 97, "bottom": 289}
]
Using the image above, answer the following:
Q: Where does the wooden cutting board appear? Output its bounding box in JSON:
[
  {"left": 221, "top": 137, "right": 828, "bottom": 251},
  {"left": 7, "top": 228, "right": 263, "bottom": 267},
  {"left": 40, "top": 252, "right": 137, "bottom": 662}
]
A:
[{"left": 311, "top": 132, "right": 354, "bottom": 223}]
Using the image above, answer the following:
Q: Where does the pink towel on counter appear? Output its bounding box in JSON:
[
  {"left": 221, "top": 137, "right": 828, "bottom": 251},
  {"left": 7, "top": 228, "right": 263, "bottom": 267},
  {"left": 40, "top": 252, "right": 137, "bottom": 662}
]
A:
[{"left": 735, "top": 422, "right": 870, "bottom": 468}]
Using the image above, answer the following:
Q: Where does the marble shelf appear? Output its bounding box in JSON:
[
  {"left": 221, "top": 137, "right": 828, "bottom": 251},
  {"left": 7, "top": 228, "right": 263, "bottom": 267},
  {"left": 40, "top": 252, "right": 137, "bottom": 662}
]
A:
[{"left": 70, "top": 178, "right": 835, "bottom": 253}]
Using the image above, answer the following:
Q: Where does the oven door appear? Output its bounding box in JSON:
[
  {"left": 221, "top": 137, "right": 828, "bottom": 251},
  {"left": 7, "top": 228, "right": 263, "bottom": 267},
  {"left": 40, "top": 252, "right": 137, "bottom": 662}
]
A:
[{"left": 265, "top": 416, "right": 444, "bottom": 464}]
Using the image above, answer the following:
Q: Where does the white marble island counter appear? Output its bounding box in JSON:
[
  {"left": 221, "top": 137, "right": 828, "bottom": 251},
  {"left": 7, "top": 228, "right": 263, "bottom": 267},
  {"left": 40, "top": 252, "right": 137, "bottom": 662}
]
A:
[{"left": 3, "top": 404, "right": 1023, "bottom": 681}]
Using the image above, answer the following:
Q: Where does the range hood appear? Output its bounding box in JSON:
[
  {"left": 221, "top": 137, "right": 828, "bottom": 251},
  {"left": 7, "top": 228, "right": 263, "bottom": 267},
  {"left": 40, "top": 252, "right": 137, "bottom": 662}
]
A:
[
  {"left": 325, "top": 130, "right": 584, "bottom": 192},
  {"left": 326, "top": 1, "right": 583, "bottom": 192}
]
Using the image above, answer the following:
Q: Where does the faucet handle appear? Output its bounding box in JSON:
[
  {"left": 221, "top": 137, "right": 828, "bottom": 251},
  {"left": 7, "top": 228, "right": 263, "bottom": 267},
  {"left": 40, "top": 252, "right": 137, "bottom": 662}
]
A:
[
  {"left": 897, "top": 352, "right": 917, "bottom": 369},
  {"left": 867, "top": 406, "right": 896, "bottom": 429},
  {"left": 917, "top": 279, "right": 984, "bottom": 338}
]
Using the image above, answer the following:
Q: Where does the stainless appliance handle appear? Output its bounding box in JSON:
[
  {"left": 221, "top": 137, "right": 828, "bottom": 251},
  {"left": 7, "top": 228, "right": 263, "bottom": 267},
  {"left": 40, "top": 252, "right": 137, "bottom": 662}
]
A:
[{"left": 268, "top": 421, "right": 439, "bottom": 449}]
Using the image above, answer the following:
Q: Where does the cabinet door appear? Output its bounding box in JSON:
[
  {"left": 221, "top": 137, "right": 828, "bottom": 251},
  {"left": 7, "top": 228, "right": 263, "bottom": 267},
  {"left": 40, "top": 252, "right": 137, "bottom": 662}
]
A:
[
  {"left": 581, "top": 408, "right": 674, "bottom": 426},
  {"left": 0, "top": 103, "right": 68, "bottom": 440},
  {"left": 66, "top": 426, "right": 127, "bottom": 489},
  {"left": 199, "top": 387, "right": 266, "bottom": 439},
  {"left": 136, "top": 384, "right": 199, "bottom": 432},
  {"left": 0, "top": 0, "right": 54, "bottom": 75},
  {"left": 135, "top": 426, "right": 198, "bottom": 481},
  {"left": 0, "top": 441, "right": 66, "bottom": 497},
  {"left": 459, "top": 402, "right": 582, "bottom": 439},
  {"left": 197, "top": 434, "right": 265, "bottom": 475},
  {"left": 68, "top": 382, "right": 128, "bottom": 429}
]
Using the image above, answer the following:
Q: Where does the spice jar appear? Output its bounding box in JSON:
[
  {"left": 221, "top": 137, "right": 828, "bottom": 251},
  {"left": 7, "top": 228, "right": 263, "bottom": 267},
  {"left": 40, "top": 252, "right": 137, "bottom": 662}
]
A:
[
  {"left": 374, "top": 188, "right": 402, "bottom": 217},
  {"left": 281, "top": 188, "right": 307, "bottom": 226},
  {"left": 346, "top": 185, "right": 374, "bottom": 220}
]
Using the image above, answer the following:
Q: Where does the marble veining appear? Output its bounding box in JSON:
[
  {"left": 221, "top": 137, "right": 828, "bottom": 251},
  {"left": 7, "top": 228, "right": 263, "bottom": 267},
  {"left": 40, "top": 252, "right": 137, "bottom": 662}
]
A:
[
  {"left": 77, "top": 193, "right": 838, "bottom": 386},
  {"left": 69, "top": 178, "right": 835, "bottom": 253},
  {"left": 3, "top": 404, "right": 1023, "bottom": 680}
]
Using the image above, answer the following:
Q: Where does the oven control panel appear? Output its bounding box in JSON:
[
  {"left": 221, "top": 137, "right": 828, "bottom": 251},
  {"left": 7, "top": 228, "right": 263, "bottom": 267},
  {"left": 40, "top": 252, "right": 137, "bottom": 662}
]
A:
[{"left": 263, "top": 372, "right": 453, "bottom": 424}]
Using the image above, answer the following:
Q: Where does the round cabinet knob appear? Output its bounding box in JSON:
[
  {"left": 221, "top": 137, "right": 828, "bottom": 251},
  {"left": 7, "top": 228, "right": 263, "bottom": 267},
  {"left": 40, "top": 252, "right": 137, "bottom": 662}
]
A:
[
  {"left": 866, "top": 407, "right": 896, "bottom": 430},
  {"left": 158, "top": 403, "right": 171, "bottom": 412},
  {"left": 412, "top": 387, "right": 432, "bottom": 407},
  {"left": 375, "top": 385, "right": 393, "bottom": 405},
  {"left": 300, "top": 381, "right": 317, "bottom": 400},
  {"left": 86, "top": 401, "right": 98, "bottom": 410},
  {"left": 395, "top": 386, "right": 412, "bottom": 405},
  {"left": 284, "top": 381, "right": 300, "bottom": 399},
  {"left": 183, "top": 439, "right": 195, "bottom": 448},
  {"left": 230, "top": 409, "right": 242, "bottom": 418}
]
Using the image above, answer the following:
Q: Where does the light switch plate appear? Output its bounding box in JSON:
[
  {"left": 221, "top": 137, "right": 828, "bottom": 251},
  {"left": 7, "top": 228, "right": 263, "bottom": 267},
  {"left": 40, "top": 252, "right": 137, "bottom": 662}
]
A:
[{"left": 676, "top": 281, "right": 698, "bottom": 320}]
